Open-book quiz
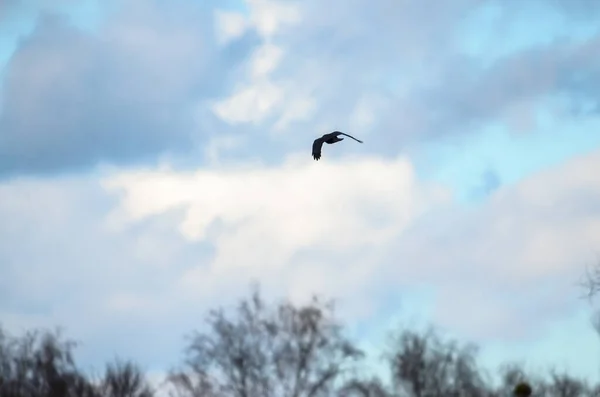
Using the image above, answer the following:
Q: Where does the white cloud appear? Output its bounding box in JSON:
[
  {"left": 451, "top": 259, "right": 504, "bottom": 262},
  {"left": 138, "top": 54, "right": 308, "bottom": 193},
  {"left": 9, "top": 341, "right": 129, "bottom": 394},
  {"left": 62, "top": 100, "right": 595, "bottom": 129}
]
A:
[
  {"left": 245, "top": 0, "right": 302, "bottom": 39},
  {"left": 209, "top": 0, "right": 320, "bottom": 131},
  {"left": 97, "top": 146, "right": 600, "bottom": 343},
  {"left": 214, "top": 10, "right": 248, "bottom": 45},
  {"left": 102, "top": 153, "right": 448, "bottom": 308},
  {"left": 0, "top": 152, "right": 446, "bottom": 366},
  {"left": 203, "top": 133, "right": 245, "bottom": 165},
  {"left": 250, "top": 42, "right": 284, "bottom": 78},
  {"left": 211, "top": 80, "right": 284, "bottom": 124},
  {"left": 272, "top": 94, "right": 316, "bottom": 131},
  {"left": 2, "top": 145, "right": 600, "bottom": 376},
  {"left": 208, "top": 42, "right": 290, "bottom": 125},
  {"left": 348, "top": 94, "right": 389, "bottom": 133},
  {"left": 209, "top": 46, "right": 318, "bottom": 130},
  {"left": 382, "top": 148, "right": 600, "bottom": 341}
]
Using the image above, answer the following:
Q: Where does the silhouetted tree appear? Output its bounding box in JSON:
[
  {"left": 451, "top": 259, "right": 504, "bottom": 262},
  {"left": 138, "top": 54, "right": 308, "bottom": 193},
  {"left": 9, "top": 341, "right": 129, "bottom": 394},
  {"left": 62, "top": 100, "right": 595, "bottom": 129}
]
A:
[
  {"left": 0, "top": 326, "right": 155, "bottom": 397},
  {"left": 98, "top": 359, "right": 155, "bottom": 397},
  {"left": 337, "top": 377, "right": 390, "bottom": 397},
  {"left": 384, "top": 327, "right": 491, "bottom": 397},
  {"left": 581, "top": 259, "right": 600, "bottom": 302},
  {"left": 497, "top": 363, "right": 600, "bottom": 397},
  {"left": 4, "top": 280, "right": 600, "bottom": 397},
  {"left": 546, "top": 369, "right": 588, "bottom": 397},
  {"left": 497, "top": 364, "right": 546, "bottom": 397},
  {"left": 582, "top": 260, "right": 600, "bottom": 341},
  {"left": 168, "top": 288, "right": 364, "bottom": 397},
  {"left": 0, "top": 327, "right": 97, "bottom": 397}
]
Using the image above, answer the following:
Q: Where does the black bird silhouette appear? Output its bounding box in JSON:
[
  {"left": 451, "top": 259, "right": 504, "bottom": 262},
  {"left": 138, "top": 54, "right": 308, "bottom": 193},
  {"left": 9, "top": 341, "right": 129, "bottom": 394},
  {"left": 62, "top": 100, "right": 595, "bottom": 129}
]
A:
[{"left": 312, "top": 131, "right": 363, "bottom": 161}]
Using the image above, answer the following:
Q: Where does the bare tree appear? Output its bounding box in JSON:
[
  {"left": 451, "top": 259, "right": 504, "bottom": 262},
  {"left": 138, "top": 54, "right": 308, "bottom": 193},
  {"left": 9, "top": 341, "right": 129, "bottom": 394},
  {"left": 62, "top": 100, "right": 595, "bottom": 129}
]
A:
[
  {"left": 546, "top": 369, "right": 588, "bottom": 397},
  {"left": 0, "top": 325, "right": 157, "bottom": 397},
  {"left": 4, "top": 278, "right": 600, "bottom": 397},
  {"left": 497, "top": 364, "right": 600, "bottom": 397},
  {"left": 168, "top": 288, "right": 364, "bottom": 397},
  {"left": 580, "top": 257, "right": 600, "bottom": 302},
  {"left": 337, "top": 377, "right": 391, "bottom": 397},
  {"left": 581, "top": 258, "right": 600, "bottom": 341},
  {"left": 98, "top": 359, "right": 155, "bottom": 397},
  {"left": 0, "top": 326, "right": 97, "bottom": 397},
  {"left": 497, "top": 364, "right": 543, "bottom": 397},
  {"left": 385, "top": 327, "right": 491, "bottom": 397}
]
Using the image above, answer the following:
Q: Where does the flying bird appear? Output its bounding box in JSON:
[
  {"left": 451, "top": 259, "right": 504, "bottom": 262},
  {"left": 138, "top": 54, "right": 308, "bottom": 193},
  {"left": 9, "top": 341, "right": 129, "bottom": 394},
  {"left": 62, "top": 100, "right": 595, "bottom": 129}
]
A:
[{"left": 312, "top": 131, "right": 363, "bottom": 161}]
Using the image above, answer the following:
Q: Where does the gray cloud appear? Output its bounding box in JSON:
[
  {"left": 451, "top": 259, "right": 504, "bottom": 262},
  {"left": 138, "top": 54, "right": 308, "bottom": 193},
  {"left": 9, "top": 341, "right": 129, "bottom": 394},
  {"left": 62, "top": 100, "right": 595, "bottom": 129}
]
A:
[
  {"left": 0, "top": 1, "right": 259, "bottom": 178},
  {"left": 206, "top": 0, "right": 600, "bottom": 166},
  {"left": 1, "top": 0, "right": 598, "bottom": 176},
  {"left": 0, "top": 0, "right": 17, "bottom": 18},
  {"left": 420, "top": 35, "right": 600, "bottom": 131},
  {"left": 360, "top": 36, "right": 600, "bottom": 158},
  {"left": 205, "top": 0, "right": 485, "bottom": 164},
  {"left": 503, "top": 0, "right": 600, "bottom": 19}
]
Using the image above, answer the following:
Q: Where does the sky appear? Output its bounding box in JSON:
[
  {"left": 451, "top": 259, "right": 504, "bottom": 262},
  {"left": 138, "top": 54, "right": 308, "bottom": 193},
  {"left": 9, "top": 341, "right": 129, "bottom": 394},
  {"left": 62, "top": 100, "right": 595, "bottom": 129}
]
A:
[{"left": 1, "top": 0, "right": 600, "bottom": 390}]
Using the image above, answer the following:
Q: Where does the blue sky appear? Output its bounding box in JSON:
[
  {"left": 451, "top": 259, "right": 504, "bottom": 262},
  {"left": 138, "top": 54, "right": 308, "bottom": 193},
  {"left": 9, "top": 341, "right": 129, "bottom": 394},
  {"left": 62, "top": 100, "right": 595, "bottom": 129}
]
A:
[{"left": 1, "top": 0, "right": 600, "bottom": 388}]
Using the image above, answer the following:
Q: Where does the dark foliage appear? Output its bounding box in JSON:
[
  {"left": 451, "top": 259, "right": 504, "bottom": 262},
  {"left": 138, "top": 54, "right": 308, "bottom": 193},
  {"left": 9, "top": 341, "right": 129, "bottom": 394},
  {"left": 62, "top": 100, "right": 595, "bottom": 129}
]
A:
[
  {"left": 384, "top": 327, "right": 491, "bottom": 397},
  {"left": 0, "top": 328, "right": 154, "bottom": 397},
  {"left": 1, "top": 287, "right": 598, "bottom": 397},
  {"left": 98, "top": 359, "right": 154, "bottom": 397},
  {"left": 168, "top": 288, "right": 364, "bottom": 397}
]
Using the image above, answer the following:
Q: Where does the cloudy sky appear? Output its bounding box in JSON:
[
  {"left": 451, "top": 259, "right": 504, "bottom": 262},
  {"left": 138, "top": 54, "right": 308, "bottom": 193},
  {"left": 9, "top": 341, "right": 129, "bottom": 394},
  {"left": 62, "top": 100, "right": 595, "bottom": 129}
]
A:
[{"left": 1, "top": 0, "right": 600, "bottom": 386}]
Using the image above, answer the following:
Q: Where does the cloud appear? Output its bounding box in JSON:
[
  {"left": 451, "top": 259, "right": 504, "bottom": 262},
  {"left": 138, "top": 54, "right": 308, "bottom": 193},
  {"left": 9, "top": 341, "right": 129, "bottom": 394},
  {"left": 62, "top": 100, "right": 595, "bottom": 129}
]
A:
[
  {"left": 206, "top": 0, "right": 600, "bottom": 162},
  {"left": 504, "top": 0, "right": 600, "bottom": 19},
  {"left": 102, "top": 153, "right": 449, "bottom": 308},
  {"left": 0, "top": 172, "right": 218, "bottom": 368},
  {"left": 3, "top": 146, "right": 600, "bottom": 371},
  {"left": 210, "top": 0, "right": 483, "bottom": 141},
  {"left": 382, "top": 148, "right": 600, "bottom": 341},
  {"left": 420, "top": 34, "right": 600, "bottom": 134},
  {"left": 1, "top": 0, "right": 598, "bottom": 177},
  {"left": 0, "top": 152, "right": 449, "bottom": 368},
  {"left": 0, "top": 0, "right": 259, "bottom": 177}
]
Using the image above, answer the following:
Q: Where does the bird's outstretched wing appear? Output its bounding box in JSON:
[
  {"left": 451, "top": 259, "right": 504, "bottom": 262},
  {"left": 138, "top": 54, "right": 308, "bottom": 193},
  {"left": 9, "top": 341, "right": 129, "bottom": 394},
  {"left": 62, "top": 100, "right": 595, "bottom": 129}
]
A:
[
  {"left": 336, "top": 131, "right": 363, "bottom": 143},
  {"left": 312, "top": 138, "right": 324, "bottom": 160}
]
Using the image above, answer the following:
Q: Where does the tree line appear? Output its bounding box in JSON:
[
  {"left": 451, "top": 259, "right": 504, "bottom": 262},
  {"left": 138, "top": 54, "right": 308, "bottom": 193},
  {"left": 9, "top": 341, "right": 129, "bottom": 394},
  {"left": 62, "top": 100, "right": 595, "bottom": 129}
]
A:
[{"left": 1, "top": 283, "right": 599, "bottom": 397}]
